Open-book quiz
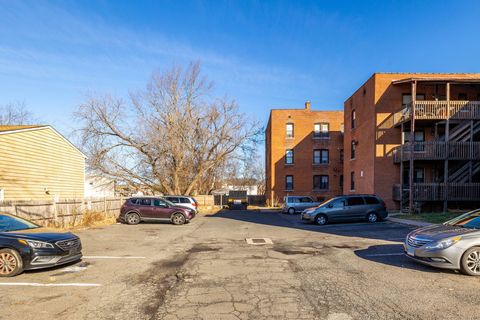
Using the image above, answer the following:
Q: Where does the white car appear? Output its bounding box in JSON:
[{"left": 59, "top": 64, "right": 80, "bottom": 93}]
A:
[{"left": 163, "top": 196, "right": 198, "bottom": 213}]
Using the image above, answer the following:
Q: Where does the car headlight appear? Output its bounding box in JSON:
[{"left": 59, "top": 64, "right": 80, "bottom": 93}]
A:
[
  {"left": 304, "top": 210, "right": 315, "bottom": 215},
  {"left": 19, "top": 239, "right": 54, "bottom": 249},
  {"left": 424, "top": 236, "right": 461, "bottom": 250}
]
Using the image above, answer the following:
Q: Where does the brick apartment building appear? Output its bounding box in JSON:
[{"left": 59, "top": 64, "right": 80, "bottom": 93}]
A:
[
  {"left": 344, "top": 73, "right": 480, "bottom": 212},
  {"left": 265, "top": 102, "right": 344, "bottom": 205}
]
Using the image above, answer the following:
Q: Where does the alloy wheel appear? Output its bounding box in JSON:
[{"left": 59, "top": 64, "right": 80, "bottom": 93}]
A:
[
  {"left": 466, "top": 250, "right": 480, "bottom": 274},
  {"left": 127, "top": 213, "right": 140, "bottom": 225},
  {"left": 172, "top": 213, "right": 186, "bottom": 225},
  {"left": 0, "top": 252, "right": 17, "bottom": 276},
  {"left": 316, "top": 215, "right": 327, "bottom": 225},
  {"left": 368, "top": 213, "right": 378, "bottom": 223}
]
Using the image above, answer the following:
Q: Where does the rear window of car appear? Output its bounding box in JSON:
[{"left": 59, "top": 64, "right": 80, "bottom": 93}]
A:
[
  {"left": 179, "top": 198, "right": 190, "bottom": 204},
  {"left": 364, "top": 196, "right": 380, "bottom": 204},
  {"left": 300, "top": 197, "right": 313, "bottom": 203},
  {"left": 288, "top": 197, "right": 299, "bottom": 203},
  {"left": 166, "top": 197, "right": 179, "bottom": 203},
  {"left": 347, "top": 197, "right": 365, "bottom": 206},
  {"left": 139, "top": 198, "right": 152, "bottom": 206}
]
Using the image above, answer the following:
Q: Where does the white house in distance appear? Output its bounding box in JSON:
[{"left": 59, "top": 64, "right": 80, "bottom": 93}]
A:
[{"left": 84, "top": 175, "right": 115, "bottom": 198}]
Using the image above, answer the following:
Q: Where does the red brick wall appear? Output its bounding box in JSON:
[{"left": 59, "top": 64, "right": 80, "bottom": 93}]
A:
[{"left": 265, "top": 106, "right": 344, "bottom": 205}]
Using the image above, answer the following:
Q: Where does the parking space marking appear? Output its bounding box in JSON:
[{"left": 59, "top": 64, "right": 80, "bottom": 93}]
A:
[
  {"left": 83, "top": 255, "right": 146, "bottom": 259},
  {"left": 0, "top": 282, "right": 101, "bottom": 287},
  {"left": 365, "top": 253, "right": 404, "bottom": 257}
]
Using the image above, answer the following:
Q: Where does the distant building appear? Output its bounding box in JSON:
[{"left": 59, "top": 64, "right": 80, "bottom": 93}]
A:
[
  {"left": 265, "top": 102, "right": 344, "bottom": 205},
  {"left": 84, "top": 175, "right": 115, "bottom": 198},
  {"left": 0, "top": 125, "right": 86, "bottom": 201}
]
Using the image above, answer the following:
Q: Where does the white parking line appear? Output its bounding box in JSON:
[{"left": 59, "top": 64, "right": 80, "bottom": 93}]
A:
[
  {"left": 83, "top": 255, "right": 146, "bottom": 259},
  {"left": 0, "top": 282, "right": 101, "bottom": 287},
  {"left": 365, "top": 253, "right": 404, "bottom": 257}
]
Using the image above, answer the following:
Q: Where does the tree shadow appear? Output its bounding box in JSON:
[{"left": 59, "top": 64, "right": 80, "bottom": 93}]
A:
[{"left": 206, "top": 209, "right": 417, "bottom": 242}]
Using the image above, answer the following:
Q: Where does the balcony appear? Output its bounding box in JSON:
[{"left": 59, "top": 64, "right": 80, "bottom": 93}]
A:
[
  {"left": 393, "top": 100, "right": 480, "bottom": 126},
  {"left": 394, "top": 183, "right": 480, "bottom": 201},
  {"left": 393, "top": 142, "right": 480, "bottom": 163}
]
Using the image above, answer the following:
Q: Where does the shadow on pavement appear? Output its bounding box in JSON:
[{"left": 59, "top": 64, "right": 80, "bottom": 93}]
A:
[
  {"left": 206, "top": 209, "right": 417, "bottom": 242},
  {"left": 354, "top": 244, "right": 458, "bottom": 274}
]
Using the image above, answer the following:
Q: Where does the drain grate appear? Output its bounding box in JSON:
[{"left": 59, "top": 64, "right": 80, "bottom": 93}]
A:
[{"left": 246, "top": 238, "right": 273, "bottom": 245}]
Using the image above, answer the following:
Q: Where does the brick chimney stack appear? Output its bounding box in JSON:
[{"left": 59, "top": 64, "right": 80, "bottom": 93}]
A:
[{"left": 305, "top": 101, "right": 311, "bottom": 110}]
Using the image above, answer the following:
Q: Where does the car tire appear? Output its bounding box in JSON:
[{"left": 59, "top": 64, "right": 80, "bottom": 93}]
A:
[
  {"left": 366, "top": 212, "right": 378, "bottom": 223},
  {"left": 315, "top": 214, "right": 328, "bottom": 225},
  {"left": 0, "top": 248, "right": 24, "bottom": 277},
  {"left": 125, "top": 212, "right": 140, "bottom": 225},
  {"left": 460, "top": 247, "right": 480, "bottom": 276},
  {"left": 172, "top": 213, "right": 186, "bottom": 225},
  {"left": 287, "top": 208, "right": 295, "bottom": 215}
]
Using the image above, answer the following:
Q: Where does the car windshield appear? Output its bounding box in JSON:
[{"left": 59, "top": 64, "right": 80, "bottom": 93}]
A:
[
  {"left": 319, "top": 198, "right": 336, "bottom": 207},
  {"left": 0, "top": 214, "right": 40, "bottom": 232},
  {"left": 444, "top": 210, "right": 480, "bottom": 229}
]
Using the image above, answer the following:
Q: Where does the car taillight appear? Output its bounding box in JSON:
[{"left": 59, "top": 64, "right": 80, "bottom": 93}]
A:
[{"left": 192, "top": 202, "right": 198, "bottom": 207}]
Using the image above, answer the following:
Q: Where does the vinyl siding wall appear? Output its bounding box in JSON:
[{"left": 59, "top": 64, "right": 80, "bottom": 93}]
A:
[{"left": 0, "top": 128, "right": 85, "bottom": 200}]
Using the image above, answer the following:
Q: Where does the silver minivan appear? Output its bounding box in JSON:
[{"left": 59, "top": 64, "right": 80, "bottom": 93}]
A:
[
  {"left": 282, "top": 196, "right": 322, "bottom": 214},
  {"left": 301, "top": 195, "right": 388, "bottom": 225}
]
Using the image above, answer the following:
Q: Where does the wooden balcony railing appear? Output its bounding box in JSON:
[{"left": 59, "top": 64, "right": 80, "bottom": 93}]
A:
[
  {"left": 393, "top": 100, "right": 480, "bottom": 125},
  {"left": 411, "top": 183, "right": 480, "bottom": 201},
  {"left": 393, "top": 142, "right": 480, "bottom": 163}
]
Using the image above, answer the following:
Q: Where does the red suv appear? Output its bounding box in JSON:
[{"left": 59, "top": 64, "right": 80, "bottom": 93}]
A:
[{"left": 119, "top": 197, "right": 195, "bottom": 225}]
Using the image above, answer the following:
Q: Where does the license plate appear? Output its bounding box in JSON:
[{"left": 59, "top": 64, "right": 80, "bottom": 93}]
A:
[
  {"left": 234, "top": 200, "right": 241, "bottom": 204},
  {"left": 407, "top": 246, "right": 415, "bottom": 256}
]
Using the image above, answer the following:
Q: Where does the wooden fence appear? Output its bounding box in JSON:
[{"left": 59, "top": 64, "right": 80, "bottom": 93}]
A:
[{"left": 0, "top": 197, "right": 125, "bottom": 227}]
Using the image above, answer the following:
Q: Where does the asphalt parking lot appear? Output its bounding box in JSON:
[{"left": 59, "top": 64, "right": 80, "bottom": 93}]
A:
[{"left": 3, "top": 210, "right": 480, "bottom": 320}]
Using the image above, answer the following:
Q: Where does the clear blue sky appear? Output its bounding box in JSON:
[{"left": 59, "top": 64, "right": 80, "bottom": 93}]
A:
[{"left": 1, "top": 0, "right": 480, "bottom": 136}]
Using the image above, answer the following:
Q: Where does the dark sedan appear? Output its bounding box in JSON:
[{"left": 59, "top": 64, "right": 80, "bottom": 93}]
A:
[{"left": 0, "top": 213, "right": 82, "bottom": 277}]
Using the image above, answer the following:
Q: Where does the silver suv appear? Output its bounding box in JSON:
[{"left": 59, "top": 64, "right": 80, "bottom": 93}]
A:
[
  {"left": 163, "top": 196, "right": 198, "bottom": 213},
  {"left": 405, "top": 209, "right": 480, "bottom": 276},
  {"left": 283, "top": 196, "right": 322, "bottom": 215},
  {"left": 301, "top": 195, "right": 387, "bottom": 225}
]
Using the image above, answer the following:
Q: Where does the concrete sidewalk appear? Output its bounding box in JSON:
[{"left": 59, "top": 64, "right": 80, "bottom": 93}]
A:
[{"left": 387, "top": 216, "right": 434, "bottom": 227}]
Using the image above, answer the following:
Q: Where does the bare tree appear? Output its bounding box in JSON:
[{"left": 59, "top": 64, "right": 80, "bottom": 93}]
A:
[
  {"left": 0, "top": 102, "right": 36, "bottom": 125},
  {"left": 75, "top": 62, "right": 261, "bottom": 195}
]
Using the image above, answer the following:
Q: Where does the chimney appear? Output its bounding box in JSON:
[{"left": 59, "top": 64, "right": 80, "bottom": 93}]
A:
[{"left": 305, "top": 101, "right": 311, "bottom": 110}]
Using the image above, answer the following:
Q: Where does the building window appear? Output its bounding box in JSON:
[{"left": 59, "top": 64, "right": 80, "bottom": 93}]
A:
[
  {"left": 351, "top": 141, "right": 356, "bottom": 159},
  {"left": 313, "top": 175, "right": 329, "bottom": 190},
  {"left": 351, "top": 110, "right": 356, "bottom": 129},
  {"left": 340, "top": 175, "right": 344, "bottom": 189},
  {"left": 285, "top": 175, "right": 294, "bottom": 190},
  {"left": 285, "top": 149, "right": 294, "bottom": 164},
  {"left": 286, "top": 123, "right": 294, "bottom": 138},
  {"left": 350, "top": 171, "right": 355, "bottom": 191},
  {"left": 340, "top": 149, "right": 344, "bottom": 161},
  {"left": 314, "top": 123, "right": 329, "bottom": 138},
  {"left": 340, "top": 123, "right": 344, "bottom": 134},
  {"left": 313, "top": 149, "right": 329, "bottom": 164},
  {"left": 414, "top": 168, "right": 425, "bottom": 183},
  {"left": 402, "top": 94, "right": 425, "bottom": 107}
]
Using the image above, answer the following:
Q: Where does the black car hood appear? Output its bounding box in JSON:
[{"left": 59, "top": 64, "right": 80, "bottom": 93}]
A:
[
  {"left": 1, "top": 228, "right": 78, "bottom": 242},
  {"left": 409, "top": 224, "right": 478, "bottom": 241}
]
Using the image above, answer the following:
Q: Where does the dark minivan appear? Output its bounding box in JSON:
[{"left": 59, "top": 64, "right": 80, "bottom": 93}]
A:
[
  {"left": 119, "top": 197, "right": 195, "bottom": 225},
  {"left": 301, "top": 195, "right": 387, "bottom": 225}
]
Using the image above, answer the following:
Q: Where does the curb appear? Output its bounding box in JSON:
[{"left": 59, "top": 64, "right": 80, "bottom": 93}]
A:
[{"left": 387, "top": 217, "right": 434, "bottom": 228}]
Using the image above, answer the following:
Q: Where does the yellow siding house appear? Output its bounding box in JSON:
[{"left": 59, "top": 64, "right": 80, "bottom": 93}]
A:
[{"left": 0, "top": 125, "right": 86, "bottom": 201}]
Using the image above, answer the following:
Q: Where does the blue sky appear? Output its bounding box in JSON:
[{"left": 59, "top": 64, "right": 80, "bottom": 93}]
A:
[{"left": 1, "top": 0, "right": 480, "bottom": 137}]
